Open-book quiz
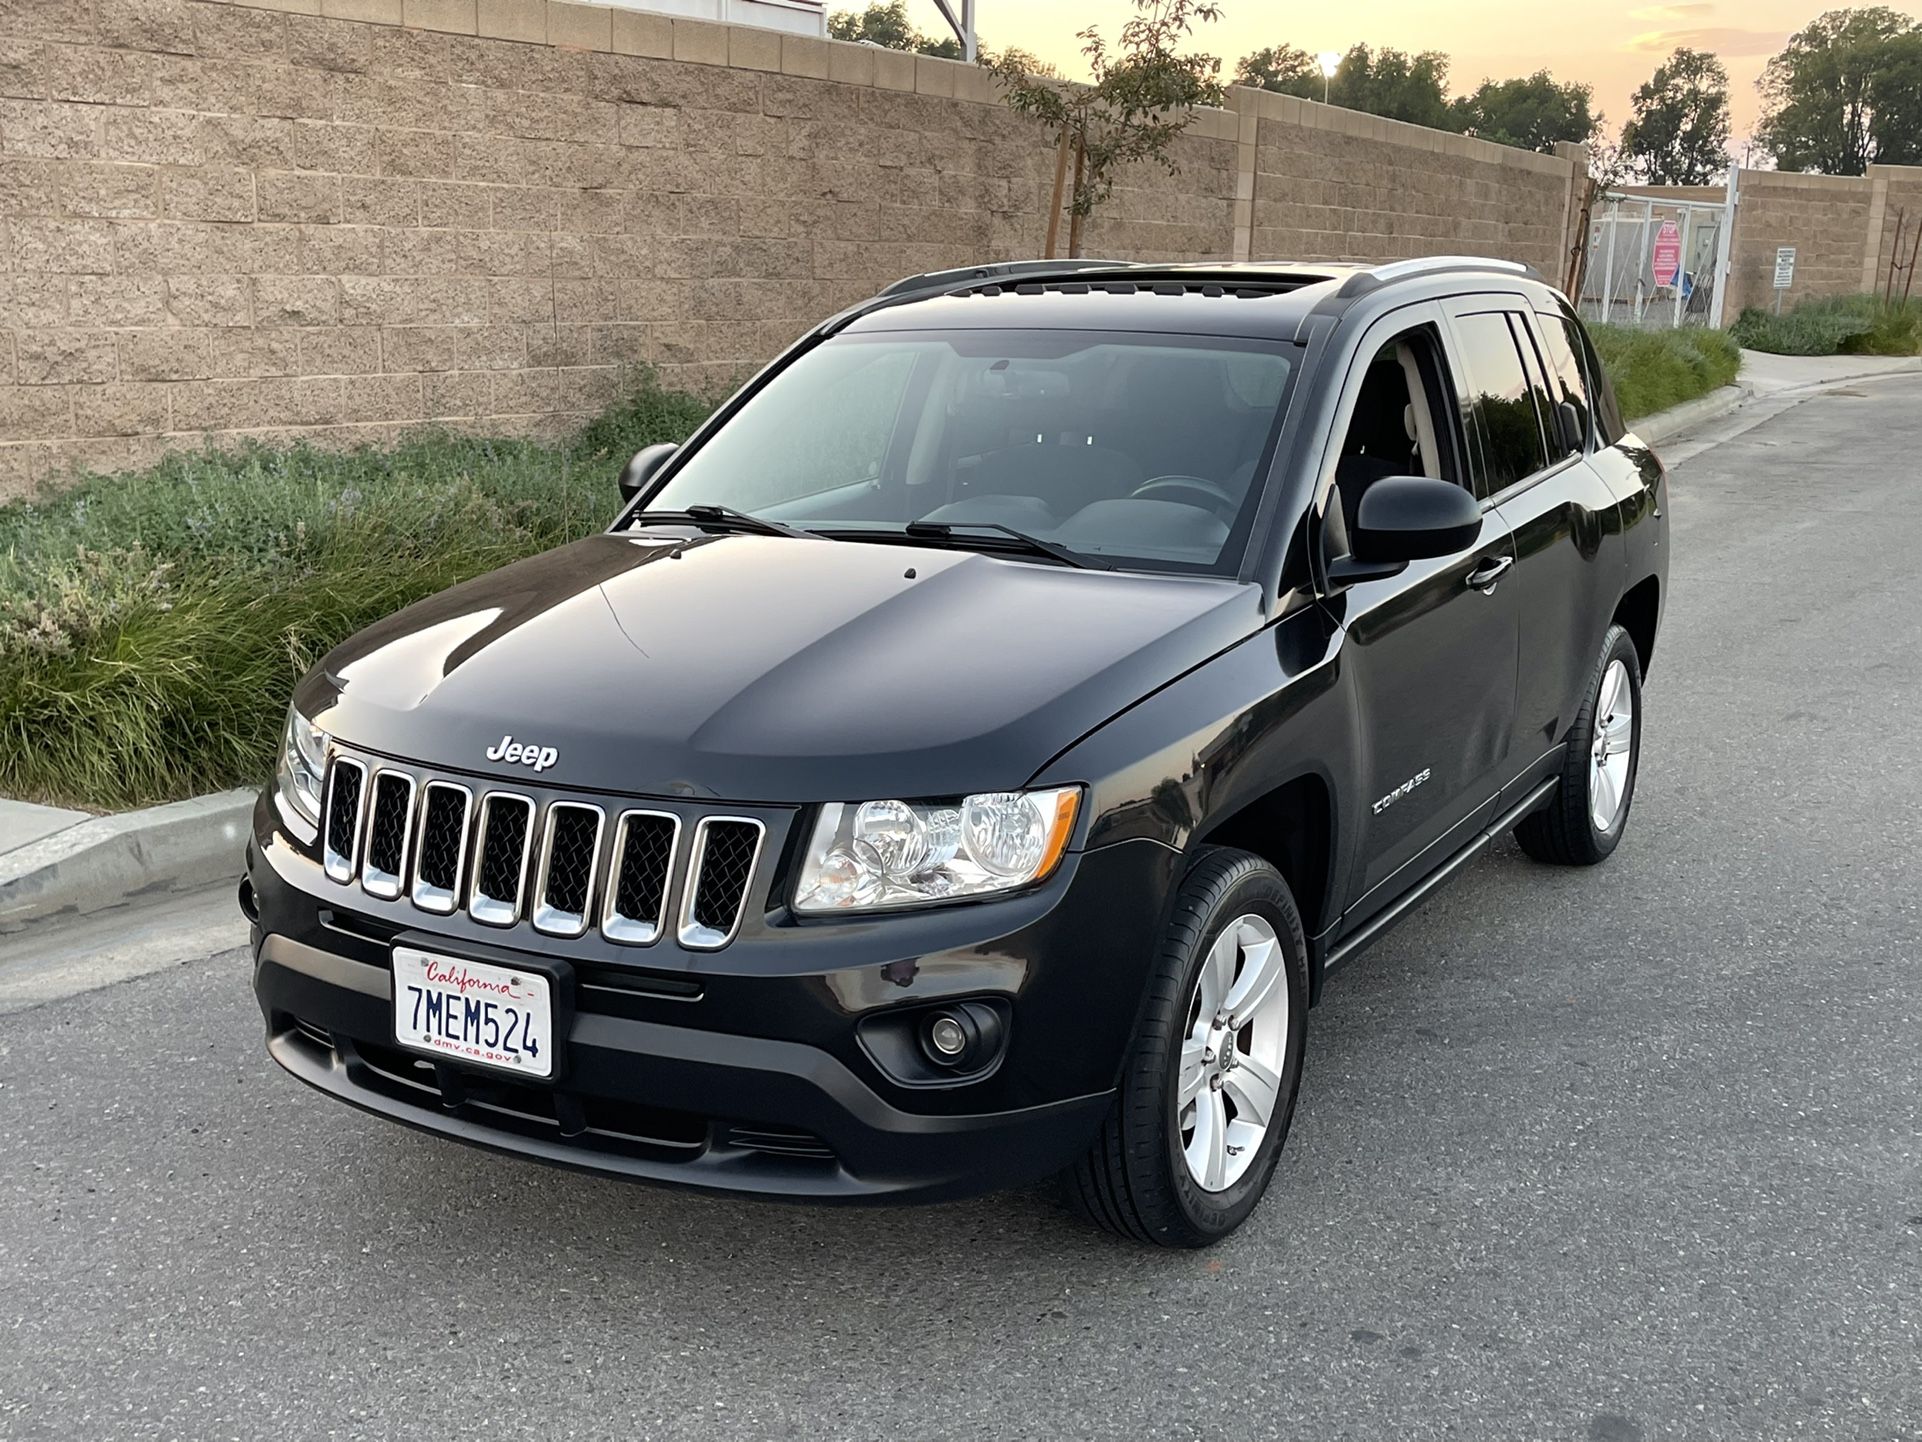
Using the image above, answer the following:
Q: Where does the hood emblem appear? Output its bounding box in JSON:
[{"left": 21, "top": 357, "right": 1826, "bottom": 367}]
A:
[{"left": 486, "top": 734, "right": 559, "bottom": 773}]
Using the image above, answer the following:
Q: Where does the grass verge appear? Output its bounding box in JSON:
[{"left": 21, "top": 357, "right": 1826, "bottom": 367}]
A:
[
  {"left": 0, "top": 371, "right": 717, "bottom": 810},
  {"left": 1588, "top": 324, "right": 1742, "bottom": 421},
  {"left": 1729, "top": 294, "right": 1922, "bottom": 357}
]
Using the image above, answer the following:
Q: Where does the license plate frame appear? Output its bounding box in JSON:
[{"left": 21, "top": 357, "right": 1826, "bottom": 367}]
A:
[{"left": 390, "top": 946, "right": 572, "bottom": 1082}]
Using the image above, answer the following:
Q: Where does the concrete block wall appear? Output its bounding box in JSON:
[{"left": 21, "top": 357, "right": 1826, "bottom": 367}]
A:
[
  {"left": 1725, "top": 169, "right": 1876, "bottom": 316},
  {"left": 0, "top": 0, "right": 1578, "bottom": 494},
  {"left": 1239, "top": 88, "right": 1583, "bottom": 278}
]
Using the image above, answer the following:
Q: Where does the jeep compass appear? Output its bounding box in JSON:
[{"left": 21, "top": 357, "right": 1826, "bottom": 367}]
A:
[{"left": 247, "top": 256, "right": 1666, "bottom": 1246}]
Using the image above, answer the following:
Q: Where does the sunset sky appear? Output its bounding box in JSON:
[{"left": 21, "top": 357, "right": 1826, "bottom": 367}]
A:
[{"left": 928, "top": 0, "right": 1922, "bottom": 143}]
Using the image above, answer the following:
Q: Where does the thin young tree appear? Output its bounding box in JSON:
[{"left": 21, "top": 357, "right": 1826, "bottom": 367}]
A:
[{"left": 989, "top": 0, "right": 1226, "bottom": 258}]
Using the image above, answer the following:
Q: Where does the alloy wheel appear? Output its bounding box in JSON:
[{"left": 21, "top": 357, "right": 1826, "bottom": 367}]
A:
[
  {"left": 1589, "top": 657, "right": 1635, "bottom": 833},
  {"left": 1176, "top": 913, "right": 1290, "bottom": 1192}
]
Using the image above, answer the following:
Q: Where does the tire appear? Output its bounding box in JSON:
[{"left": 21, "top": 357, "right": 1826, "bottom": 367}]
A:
[
  {"left": 1516, "top": 623, "right": 1643, "bottom": 866},
  {"left": 1066, "top": 848, "right": 1308, "bottom": 1247}
]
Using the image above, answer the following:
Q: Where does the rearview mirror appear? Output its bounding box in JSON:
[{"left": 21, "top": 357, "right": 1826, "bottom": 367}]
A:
[
  {"left": 618, "top": 443, "right": 678, "bottom": 503},
  {"left": 1351, "top": 475, "right": 1483, "bottom": 564}
]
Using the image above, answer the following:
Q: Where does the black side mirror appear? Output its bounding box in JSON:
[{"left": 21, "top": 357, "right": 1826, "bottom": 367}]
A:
[
  {"left": 1330, "top": 475, "right": 1483, "bottom": 586},
  {"left": 1555, "top": 400, "right": 1586, "bottom": 455},
  {"left": 618, "top": 443, "right": 678, "bottom": 503}
]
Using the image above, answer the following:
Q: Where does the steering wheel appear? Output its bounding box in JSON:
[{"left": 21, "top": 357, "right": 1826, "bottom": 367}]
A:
[{"left": 1129, "top": 474, "right": 1238, "bottom": 518}]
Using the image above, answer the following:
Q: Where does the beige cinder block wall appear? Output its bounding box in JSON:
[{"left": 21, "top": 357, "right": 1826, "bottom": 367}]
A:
[
  {"left": 1240, "top": 88, "right": 1586, "bottom": 277},
  {"left": 1725, "top": 170, "right": 1877, "bottom": 315},
  {"left": 0, "top": 0, "right": 1585, "bottom": 496}
]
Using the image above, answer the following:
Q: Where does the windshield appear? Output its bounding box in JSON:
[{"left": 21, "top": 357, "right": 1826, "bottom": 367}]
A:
[{"left": 641, "top": 329, "right": 1300, "bottom": 573}]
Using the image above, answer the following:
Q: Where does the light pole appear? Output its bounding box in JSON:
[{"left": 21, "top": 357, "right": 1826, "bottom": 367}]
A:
[{"left": 1317, "top": 51, "right": 1340, "bottom": 105}]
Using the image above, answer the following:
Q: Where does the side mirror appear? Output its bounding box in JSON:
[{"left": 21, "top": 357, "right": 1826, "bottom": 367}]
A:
[
  {"left": 1555, "top": 400, "right": 1586, "bottom": 455},
  {"left": 1348, "top": 475, "right": 1483, "bottom": 566},
  {"left": 618, "top": 443, "right": 678, "bottom": 503}
]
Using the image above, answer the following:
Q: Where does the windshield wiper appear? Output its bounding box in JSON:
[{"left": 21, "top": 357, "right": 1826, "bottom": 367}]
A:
[
  {"left": 901, "top": 520, "right": 1113, "bottom": 571},
  {"left": 627, "top": 504, "right": 819, "bottom": 540}
]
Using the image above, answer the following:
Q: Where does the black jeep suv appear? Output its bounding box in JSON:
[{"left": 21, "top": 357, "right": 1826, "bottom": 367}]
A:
[{"left": 248, "top": 256, "right": 1666, "bottom": 1246}]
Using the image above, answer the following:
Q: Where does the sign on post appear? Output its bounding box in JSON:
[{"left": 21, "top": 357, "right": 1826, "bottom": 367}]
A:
[
  {"left": 1651, "top": 220, "right": 1683, "bottom": 288},
  {"left": 1773, "top": 247, "right": 1797, "bottom": 289}
]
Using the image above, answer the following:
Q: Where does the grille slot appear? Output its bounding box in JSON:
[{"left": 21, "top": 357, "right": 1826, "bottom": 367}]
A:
[
  {"left": 601, "top": 810, "right": 679, "bottom": 946},
  {"left": 409, "top": 781, "right": 471, "bottom": 914},
  {"left": 725, "top": 1125, "right": 836, "bottom": 1162},
  {"left": 468, "top": 793, "right": 535, "bottom": 927},
  {"left": 360, "top": 770, "right": 416, "bottom": 900},
  {"left": 322, "top": 757, "right": 367, "bottom": 883},
  {"left": 679, "top": 817, "right": 764, "bottom": 950},
  {"left": 532, "top": 803, "right": 604, "bottom": 937}
]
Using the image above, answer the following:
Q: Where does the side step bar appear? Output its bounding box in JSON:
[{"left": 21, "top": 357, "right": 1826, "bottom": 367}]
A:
[{"left": 1322, "top": 777, "right": 1559, "bottom": 974}]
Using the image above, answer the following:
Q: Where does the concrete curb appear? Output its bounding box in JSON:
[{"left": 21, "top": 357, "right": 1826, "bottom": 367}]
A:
[
  {"left": 0, "top": 789, "right": 254, "bottom": 934},
  {"left": 1632, "top": 384, "right": 1753, "bottom": 446}
]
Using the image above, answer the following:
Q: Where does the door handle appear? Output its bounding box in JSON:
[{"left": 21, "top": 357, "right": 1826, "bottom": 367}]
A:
[{"left": 1466, "top": 555, "right": 1513, "bottom": 593}]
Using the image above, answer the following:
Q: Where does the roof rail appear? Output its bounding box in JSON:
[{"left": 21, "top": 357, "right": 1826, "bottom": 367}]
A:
[
  {"left": 1334, "top": 255, "right": 1540, "bottom": 299},
  {"left": 876, "top": 258, "right": 1136, "bottom": 298}
]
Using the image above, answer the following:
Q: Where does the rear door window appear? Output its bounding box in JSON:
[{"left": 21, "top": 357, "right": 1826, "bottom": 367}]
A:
[
  {"left": 1450, "top": 311, "right": 1550, "bottom": 495},
  {"left": 1533, "top": 311, "right": 1592, "bottom": 453}
]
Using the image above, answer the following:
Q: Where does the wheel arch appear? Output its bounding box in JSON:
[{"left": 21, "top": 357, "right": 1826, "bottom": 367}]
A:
[
  {"left": 1613, "top": 574, "right": 1660, "bottom": 679},
  {"left": 1190, "top": 770, "right": 1335, "bottom": 1002}
]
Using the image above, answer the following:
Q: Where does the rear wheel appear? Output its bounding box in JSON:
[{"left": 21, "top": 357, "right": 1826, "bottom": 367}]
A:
[
  {"left": 1066, "top": 849, "right": 1308, "bottom": 1247},
  {"left": 1516, "top": 623, "right": 1642, "bottom": 865}
]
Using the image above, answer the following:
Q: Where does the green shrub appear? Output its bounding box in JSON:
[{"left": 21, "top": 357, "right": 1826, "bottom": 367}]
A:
[
  {"left": 0, "top": 369, "right": 720, "bottom": 809},
  {"left": 1729, "top": 294, "right": 1922, "bottom": 357},
  {"left": 1587, "top": 324, "right": 1742, "bottom": 421}
]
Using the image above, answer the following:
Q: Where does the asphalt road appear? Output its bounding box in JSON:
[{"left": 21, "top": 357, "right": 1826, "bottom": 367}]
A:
[{"left": 3, "top": 379, "right": 1919, "bottom": 1442}]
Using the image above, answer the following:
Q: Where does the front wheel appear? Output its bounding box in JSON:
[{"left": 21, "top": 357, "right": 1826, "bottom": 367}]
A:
[
  {"left": 1516, "top": 623, "right": 1643, "bottom": 865},
  {"left": 1066, "top": 849, "right": 1308, "bottom": 1247}
]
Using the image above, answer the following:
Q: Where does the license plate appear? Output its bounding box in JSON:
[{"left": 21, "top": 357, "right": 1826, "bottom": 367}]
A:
[{"left": 392, "top": 947, "right": 555, "bottom": 1080}]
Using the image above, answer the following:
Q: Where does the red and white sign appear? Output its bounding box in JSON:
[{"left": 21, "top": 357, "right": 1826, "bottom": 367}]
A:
[{"left": 1651, "top": 220, "right": 1683, "bottom": 288}]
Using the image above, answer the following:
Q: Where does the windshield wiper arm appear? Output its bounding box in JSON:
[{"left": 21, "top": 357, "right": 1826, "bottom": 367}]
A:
[
  {"left": 901, "top": 520, "right": 1112, "bottom": 571},
  {"left": 628, "top": 504, "right": 819, "bottom": 540}
]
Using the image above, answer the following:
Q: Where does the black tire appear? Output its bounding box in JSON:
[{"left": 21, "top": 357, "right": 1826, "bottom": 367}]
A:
[
  {"left": 1066, "top": 848, "right": 1308, "bottom": 1247},
  {"left": 1516, "top": 623, "right": 1643, "bottom": 866}
]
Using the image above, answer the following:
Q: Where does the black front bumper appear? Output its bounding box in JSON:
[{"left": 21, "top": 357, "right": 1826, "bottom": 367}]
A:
[{"left": 248, "top": 800, "right": 1181, "bottom": 1205}]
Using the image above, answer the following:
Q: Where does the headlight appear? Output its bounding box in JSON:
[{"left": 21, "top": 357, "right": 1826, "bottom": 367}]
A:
[
  {"left": 794, "top": 787, "right": 1081, "bottom": 913},
  {"left": 274, "top": 703, "right": 328, "bottom": 840}
]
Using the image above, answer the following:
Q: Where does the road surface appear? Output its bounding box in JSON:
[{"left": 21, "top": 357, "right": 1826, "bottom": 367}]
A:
[{"left": 2, "top": 377, "right": 1918, "bottom": 1441}]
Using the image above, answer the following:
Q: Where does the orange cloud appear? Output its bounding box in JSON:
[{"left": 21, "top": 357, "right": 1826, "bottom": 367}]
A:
[
  {"left": 1626, "top": 26, "right": 1789, "bottom": 55},
  {"left": 1628, "top": 3, "right": 1716, "bottom": 17}
]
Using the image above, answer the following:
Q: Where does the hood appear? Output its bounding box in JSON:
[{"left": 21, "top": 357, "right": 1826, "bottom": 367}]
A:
[{"left": 304, "top": 533, "right": 1261, "bottom": 803}]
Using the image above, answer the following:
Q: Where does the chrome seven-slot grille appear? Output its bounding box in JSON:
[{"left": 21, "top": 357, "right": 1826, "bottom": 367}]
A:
[{"left": 320, "top": 755, "right": 765, "bottom": 950}]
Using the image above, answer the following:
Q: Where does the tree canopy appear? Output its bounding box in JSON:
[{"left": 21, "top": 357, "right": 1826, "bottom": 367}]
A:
[
  {"left": 1325, "top": 45, "right": 1453, "bottom": 130},
  {"left": 826, "top": 0, "right": 962, "bottom": 58},
  {"left": 1451, "top": 70, "right": 1600, "bottom": 153},
  {"left": 1756, "top": 7, "right": 1922, "bottom": 173},
  {"left": 1231, "top": 44, "right": 1322, "bottom": 100},
  {"left": 1619, "top": 48, "right": 1731, "bottom": 185}
]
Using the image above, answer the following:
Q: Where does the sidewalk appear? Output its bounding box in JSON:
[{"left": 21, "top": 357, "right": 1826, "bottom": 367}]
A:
[{"left": 1734, "top": 348, "right": 1922, "bottom": 397}]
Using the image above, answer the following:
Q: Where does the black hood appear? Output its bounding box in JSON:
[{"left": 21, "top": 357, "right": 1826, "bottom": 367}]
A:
[{"left": 303, "top": 533, "right": 1260, "bottom": 803}]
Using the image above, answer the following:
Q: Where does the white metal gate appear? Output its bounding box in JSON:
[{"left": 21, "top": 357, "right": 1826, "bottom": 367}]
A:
[{"left": 1578, "top": 189, "right": 1733, "bottom": 331}]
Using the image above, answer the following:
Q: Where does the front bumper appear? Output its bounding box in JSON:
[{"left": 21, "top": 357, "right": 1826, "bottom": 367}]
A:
[{"left": 248, "top": 797, "right": 1181, "bottom": 1204}]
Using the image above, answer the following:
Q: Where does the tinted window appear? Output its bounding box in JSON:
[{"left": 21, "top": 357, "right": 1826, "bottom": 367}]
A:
[
  {"left": 1511, "top": 318, "right": 1563, "bottom": 460},
  {"left": 1452, "top": 311, "right": 1549, "bottom": 493},
  {"left": 1535, "top": 311, "right": 1591, "bottom": 451},
  {"left": 1563, "top": 308, "right": 1628, "bottom": 444},
  {"left": 646, "top": 331, "right": 1299, "bottom": 575}
]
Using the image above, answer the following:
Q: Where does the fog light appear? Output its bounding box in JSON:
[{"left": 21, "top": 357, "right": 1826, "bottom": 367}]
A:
[{"left": 926, "top": 1014, "right": 968, "bottom": 1060}]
